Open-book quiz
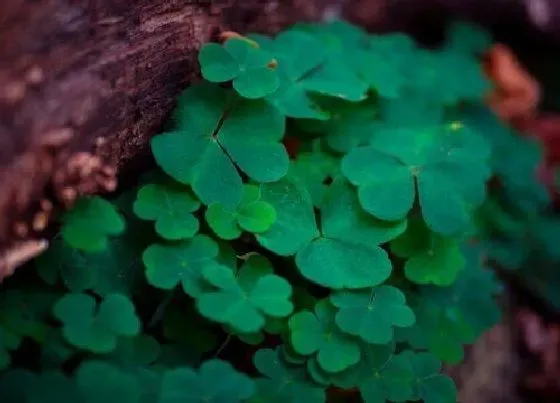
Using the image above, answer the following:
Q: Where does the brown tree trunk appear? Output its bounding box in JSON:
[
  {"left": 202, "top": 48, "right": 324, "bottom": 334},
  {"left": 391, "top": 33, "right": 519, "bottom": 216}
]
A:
[{"left": 0, "top": 0, "right": 329, "bottom": 278}]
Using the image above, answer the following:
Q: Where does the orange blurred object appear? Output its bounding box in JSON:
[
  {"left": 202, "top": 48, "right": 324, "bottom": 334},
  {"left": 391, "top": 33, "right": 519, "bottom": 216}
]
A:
[{"left": 484, "top": 43, "right": 541, "bottom": 128}]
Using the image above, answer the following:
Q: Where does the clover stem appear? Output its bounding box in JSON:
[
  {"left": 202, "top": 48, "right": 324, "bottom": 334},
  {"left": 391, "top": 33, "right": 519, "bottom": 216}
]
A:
[
  {"left": 213, "top": 334, "right": 232, "bottom": 358},
  {"left": 147, "top": 290, "right": 175, "bottom": 328}
]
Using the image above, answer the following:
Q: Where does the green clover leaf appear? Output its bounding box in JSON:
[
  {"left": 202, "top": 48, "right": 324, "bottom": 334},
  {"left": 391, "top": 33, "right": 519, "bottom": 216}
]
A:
[
  {"left": 258, "top": 177, "right": 403, "bottom": 289},
  {"left": 265, "top": 30, "right": 367, "bottom": 120},
  {"left": 289, "top": 141, "right": 339, "bottom": 207},
  {"left": 403, "top": 351, "right": 458, "bottom": 403},
  {"left": 288, "top": 299, "right": 360, "bottom": 373},
  {"left": 293, "top": 20, "right": 368, "bottom": 47},
  {"left": 61, "top": 197, "right": 125, "bottom": 252},
  {"left": 0, "top": 289, "right": 58, "bottom": 343},
  {"left": 151, "top": 83, "right": 288, "bottom": 209},
  {"left": 53, "top": 293, "right": 140, "bottom": 353},
  {"left": 199, "top": 38, "right": 279, "bottom": 99},
  {"left": 391, "top": 217, "right": 466, "bottom": 286},
  {"left": 142, "top": 234, "right": 219, "bottom": 297},
  {"left": 76, "top": 361, "right": 142, "bottom": 403},
  {"left": 158, "top": 359, "right": 255, "bottom": 403},
  {"left": 350, "top": 40, "right": 413, "bottom": 99},
  {"left": 419, "top": 245, "right": 502, "bottom": 336},
  {"left": 324, "top": 99, "right": 380, "bottom": 153},
  {"left": 446, "top": 20, "right": 492, "bottom": 55},
  {"left": 438, "top": 52, "right": 490, "bottom": 102},
  {"left": 251, "top": 348, "right": 325, "bottom": 403},
  {"left": 368, "top": 33, "right": 416, "bottom": 64},
  {"left": 342, "top": 122, "right": 490, "bottom": 235},
  {"left": 328, "top": 343, "right": 416, "bottom": 403},
  {"left": 196, "top": 256, "right": 293, "bottom": 333},
  {"left": 330, "top": 285, "right": 415, "bottom": 344},
  {"left": 255, "top": 176, "right": 318, "bottom": 255},
  {"left": 295, "top": 179, "right": 404, "bottom": 289},
  {"left": 133, "top": 182, "right": 200, "bottom": 240},
  {"left": 205, "top": 184, "right": 277, "bottom": 240},
  {"left": 287, "top": 25, "right": 370, "bottom": 101},
  {"left": 37, "top": 230, "right": 149, "bottom": 297},
  {"left": 380, "top": 94, "right": 444, "bottom": 128},
  {"left": 396, "top": 301, "right": 476, "bottom": 364},
  {"left": 264, "top": 30, "right": 330, "bottom": 120},
  {"left": 35, "top": 239, "right": 96, "bottom": 292}
]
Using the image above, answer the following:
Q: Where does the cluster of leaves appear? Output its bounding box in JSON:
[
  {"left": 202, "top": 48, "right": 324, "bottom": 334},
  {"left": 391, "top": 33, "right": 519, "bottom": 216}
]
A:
[
  {"left": 0, "top": 19, "right": 534, "bottom": 403},
  {"left": 468, "top": 105, "right": 560, "bottom": 310}
]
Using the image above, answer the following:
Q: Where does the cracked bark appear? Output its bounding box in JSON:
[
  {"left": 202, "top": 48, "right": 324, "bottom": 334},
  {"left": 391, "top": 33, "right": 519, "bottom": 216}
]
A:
[{"left": 0, "top": 0, "right": 329, "bottom": 278}]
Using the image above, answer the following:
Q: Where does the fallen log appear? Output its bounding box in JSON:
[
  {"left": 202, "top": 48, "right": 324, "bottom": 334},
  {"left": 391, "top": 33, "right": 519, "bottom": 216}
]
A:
[{"left": 0, "top": 0, "right": 329, "bottom": 279}]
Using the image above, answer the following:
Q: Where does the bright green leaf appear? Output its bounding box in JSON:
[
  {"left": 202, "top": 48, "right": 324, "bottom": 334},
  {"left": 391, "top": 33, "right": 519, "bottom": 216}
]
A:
[
  {"left": 288, "top": 299, "right": 360, "bottom": 373},
  {"left": 199, "top": 39, "right": 279, "bottom": 99},
  {"left": 206, "top": 184, "right": 277, "bottom": 240},
  {"left": 196, "top": 256, "right": 293, "bottom": 333},
  {"left": 151, "top": 83, "right": 288, "bottom": 208},
  {"left": 342, "top": 123, "right": 489, "bottom": 235},
  {"left": 295, "top": 180, "right": 402, "bottom": 289},
  {"left": 331, "top": 343, "right": 416, "bottom": 403},
  {"left": 392, "top": 218, "right": 466, "bottom": 286},
  {"left": 330, "top": 285, "right": 415, "bottom": 344},
  {"left": 256, "top": 176, "right": 318, "bottom": 256}
]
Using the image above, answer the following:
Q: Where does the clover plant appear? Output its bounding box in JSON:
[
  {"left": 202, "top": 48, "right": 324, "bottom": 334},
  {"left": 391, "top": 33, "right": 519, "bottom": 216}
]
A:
[{"left": 0, "top": 19, "right": 554, "bottom": 403}]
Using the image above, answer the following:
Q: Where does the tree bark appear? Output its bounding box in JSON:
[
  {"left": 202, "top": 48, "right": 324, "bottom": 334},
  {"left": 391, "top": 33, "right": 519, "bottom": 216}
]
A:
[{"left": 0, "top": 0, "right": 329, "bottom": 278}]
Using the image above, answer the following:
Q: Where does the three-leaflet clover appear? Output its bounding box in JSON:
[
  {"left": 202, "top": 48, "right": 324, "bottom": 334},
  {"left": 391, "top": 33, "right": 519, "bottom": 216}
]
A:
[
  {"left": 199, "top": 36, "right": 279, "bottom": 99},
  {"left": 419, "top": 245, "right": 502, "bottom": 334},
  {"left": 396, "top": 300, "right": 476, "bottom": 364},
  {"left": 330, "top": 285, "right": 416, "bottom": 344},
  {"left": 205, "top": 184, "right": 277, "bottom": 240},
  {"left": 133, "top": 181, "right": 200, "bottom": 240},
  {"left": 404, "top": 351, "right": 458, "bottom": 403},
  {"left": 398, "top": 245, "right": 502, "bottom": 364},
  {"left": 252, "top": 348, "right": 325, "bottom": 403},
  {"left": 151, "top": 83, "right": 289, "bottom": 209},
  {"left": 196, "top": 256, "right": 293, "bottom": 333},
  {"left": 142, "top": 234, "right": 219, "bottom": 297},
  {"left": 257, "top": 177, "right": 405, "bottom": 289},
  {"left": 390, "top": 217, "right": 466, "bottom": 286},
  {"left": 288, "top": 299, "right": 360, "bottom": 373},
  {"left": 158, "top": 359, "right": 255, "bottom": 403},
  {"left": 60, "top": 197, "right": 125, "bottom": 252},
  {"left": 342, "top": 122, "right": 490, "bottom": 235},
  {"left": 53, "top": 293, "right": 140, "bottom": 353},
  {"left": 263, "top": 30, "right": 368, "bottom": 119},
  {"left": 328, "top": 342, "right": 417, "bottom": 403}
]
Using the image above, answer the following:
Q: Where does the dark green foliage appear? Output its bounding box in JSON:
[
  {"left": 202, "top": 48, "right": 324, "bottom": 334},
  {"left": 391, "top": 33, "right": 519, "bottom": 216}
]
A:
[{"left": 2, "top": 19, "right": 551, "bottom": 402}]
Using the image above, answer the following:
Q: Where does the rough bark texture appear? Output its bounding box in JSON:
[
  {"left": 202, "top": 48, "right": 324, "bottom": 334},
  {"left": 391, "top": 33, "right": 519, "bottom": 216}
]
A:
[{"left": 0, "top": 0, "right": 329, "bottom": 276}]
